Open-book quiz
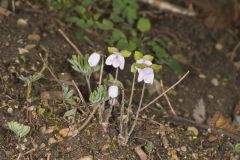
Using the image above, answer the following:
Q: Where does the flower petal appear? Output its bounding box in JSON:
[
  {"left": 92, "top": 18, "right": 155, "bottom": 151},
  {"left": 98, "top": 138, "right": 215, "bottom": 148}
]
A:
[
  {"left": 88, "top": 52, "right": 101, "bottom": 67},
  {"left": 108, "top": 85, "right": 119, "bottom": 98},
  {"left": 137, "top": 69, "right": 144, "bottom": 82},
  {"left": 105, "top": 54, "right": 116, "bottom": 65}
]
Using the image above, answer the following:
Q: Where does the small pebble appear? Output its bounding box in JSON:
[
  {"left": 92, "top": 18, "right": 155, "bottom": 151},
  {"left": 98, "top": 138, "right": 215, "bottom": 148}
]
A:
[
  {"left": 27, "top": 34, "right": 41, "bottom": 41},
  {"left": 17, "top": 18, "right": 28, "bottom": 27},
  {"left": 180, "top": 146, "right": 187, "bottom": 152},
  {"left": 215, "top": 43, "right": 223, "bottom": 51},
  {"left": 198, "top": 74, "right": 206, "bottom": 79},
  {"left": 7, "top": 107, "right": 13, "bottom": 114},
  {"left": 207, "top": 94, "right": 214, "bottom": 99},
  {"left": 211, "top": 78, "right": 219, "bottom": 87}
]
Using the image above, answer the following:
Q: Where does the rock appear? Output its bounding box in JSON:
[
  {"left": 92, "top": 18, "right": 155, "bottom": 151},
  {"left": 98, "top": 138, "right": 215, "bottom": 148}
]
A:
[
  {"left": 17, "top": 18, "right": 28, "bottom": 27},
  {"left": 27, "top": 34, "right": 41, "bottom": 41},
  {"left": 59, "top": 128, "right": 70, "bottom": 138},
  {"left": 198, "top": 74, "right": 206, "bottom": 79},
  {"left": 211, "top": 78, "right": 219, "bottom": 87},
  {"left": 48, "top": 137, "right": 58, "bottom": 145},
  {"left": 180, "top": 146, "right": 187, "bottom": 152},
  {"left": 215, "top": 43, "right": 223, "bottom": 51},
  {"left": 78, "top": 155, "right": 93, "bottom": 160}
]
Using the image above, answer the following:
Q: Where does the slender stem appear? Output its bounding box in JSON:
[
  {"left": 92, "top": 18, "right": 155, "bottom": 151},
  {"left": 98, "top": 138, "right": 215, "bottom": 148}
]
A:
[
  {"left": 85, "top": 75, "right": 92, "bottom": 93},
  {"left": 119, "top": 89, "right": 125, "bottom": 136},
  {"left": 98, "top": 56, "right": 104, "bottom": 85},
  {"left": 127, "top": 72, "right": 136, "bottom": 112},
  {"left": 128, "top": 83, "right": 146, "bottom": 137},
  {"left": 140, "top": 71, "right": 189, "bottom": 112},
  {"left": 104, "top": 104, "right": 113, "bottom": 123},
  {"left": 98, "top": 102, "right": 105, "bottom": 124},
  {"left": 125, "top": 72, "right": 136, "bottom": 137},
  {"left": 26, "top": 83, "right": 32, "bottom": 102},
  {"left": 115, "top": 68, "right": 119, "bottom": 80}
]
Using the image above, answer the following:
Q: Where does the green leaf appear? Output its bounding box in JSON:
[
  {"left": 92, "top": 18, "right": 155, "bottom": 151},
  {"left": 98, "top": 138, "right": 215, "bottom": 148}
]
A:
[
  {"left": 163, "top": 58, "right": 183, "bottom": 75},
  {"left": 7, "top": 121, "right": 30, "bottom": 138},
  {"left": 68, "top": 54, "right": 100, "bottom": 76},
  {"left": 151, "top": 64, "right": 162, "bottom": 70},
  {"left": 74, "top": 5, "right": 86, "bottom": 15},
  {"left": 97, "top": 19, "right": 113, "bottom": 30},
  {"left": 131, "top": 64, "right": 137, "bottom": 73},
  {"left": 37, "top": 107, "right": 45, "bottom": 115},
  {"left": 82, "top": 0, "right": 93, "bottom": 7},
  {"left": 134, "top": 51, "right": 143, "bottom": 60},
  {"left": 108, "top": 47, "right": 118, "bottom": 53},
  {"left": 89, "top": 85, "right": 108, "bottom": 104},
  {"left": 137, "top": 17, "right": 151, "bottom": 32},
  {"left": 144, "top": 55, "right": 154, "bottom": 61},
  {"left": 120, "top": 50, "right": 132, "bottom": 57},
  {"left": 62, "top": 84, "right": 76, "bottom": 105},
  {"left": 63, "top": 108, "right": 77, "bottom": 119}
]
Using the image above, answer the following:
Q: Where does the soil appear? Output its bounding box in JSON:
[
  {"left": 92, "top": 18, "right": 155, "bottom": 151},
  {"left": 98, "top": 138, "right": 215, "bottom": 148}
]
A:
[{"left": 1, "top": 1, "right": 240, "bottom": 160}]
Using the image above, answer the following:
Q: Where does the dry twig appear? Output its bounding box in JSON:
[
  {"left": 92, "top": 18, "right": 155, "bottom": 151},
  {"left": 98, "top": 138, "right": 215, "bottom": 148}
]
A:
[
  {"left": 140, "top": 71, "right": 190, "bottom": 112},
  {"left": 140, "top": 0, "right": 196, "bottom": 16},
  {"left": 58, "top": 29, "right": 83, "bottom": 56}
]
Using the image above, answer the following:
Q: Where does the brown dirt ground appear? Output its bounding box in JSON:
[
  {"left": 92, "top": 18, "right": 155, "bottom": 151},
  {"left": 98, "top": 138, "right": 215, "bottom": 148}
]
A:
[{"left": 1, "top": 1, "right": 240, "bottom": 160}]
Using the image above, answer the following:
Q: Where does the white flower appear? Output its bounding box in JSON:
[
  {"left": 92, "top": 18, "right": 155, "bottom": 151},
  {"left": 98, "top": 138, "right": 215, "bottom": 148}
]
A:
[
  {"left": 108, "top": 85, "right": 119, "bottom": 98},
  {"left": 137, "top": 67, "right": 154, "bottom": 84},
  {"left": 88, "top": 52, "right": 101, "bottom": 67},
  {"left": 136, "top": 56, "right": 152, "bottom": 66},
  {"left": 105, "top": 52, "right": 125, "bottom": 70}
]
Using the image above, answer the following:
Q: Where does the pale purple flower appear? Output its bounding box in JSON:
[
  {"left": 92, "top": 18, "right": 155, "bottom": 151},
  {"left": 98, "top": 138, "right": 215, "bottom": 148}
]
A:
[
  {"left": 105, "top": 52, "right": 125, "bottom": 70},
  {"left": 108, "top": 85, "right": 119, "bottom": 98},
  {"left": 136, "top": 56, "right": 152, "bottom": 66},
  {"left": 88, "top": 52, "right": 101, "bottom": 67},
  {"left": 137, "top": 67, "right": 154, "bottom": 84}
]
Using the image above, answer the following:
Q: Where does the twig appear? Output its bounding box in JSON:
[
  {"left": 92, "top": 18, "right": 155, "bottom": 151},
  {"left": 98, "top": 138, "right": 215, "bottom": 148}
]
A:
[
  {"left": 140, "top": 0, "right": 196, "bottom": 16},
  {"left": 77, "top": 104, "right": 100, "bottom": 132},
  {"left": 160, "top": 80, "right": 176, "bottom": 116},
  {"left": 58, "top": 29, "right": 83, "bottom": 56},
  {"left": 140, "top": 71, "right": 190, "bottom": 112},
  {"left": 72, "top": 80, "right": 88, "bottom": 109}
]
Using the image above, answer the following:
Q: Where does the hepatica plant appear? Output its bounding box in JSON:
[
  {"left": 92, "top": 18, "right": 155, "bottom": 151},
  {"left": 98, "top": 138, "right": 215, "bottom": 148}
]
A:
[{"left": 68, "top": 47, "right": 161, "bottom": 145}]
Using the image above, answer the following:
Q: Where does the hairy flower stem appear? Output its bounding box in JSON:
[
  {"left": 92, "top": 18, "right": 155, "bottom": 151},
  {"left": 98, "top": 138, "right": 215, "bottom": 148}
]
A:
[
  {"left": 125, "top": 72, "right": 136, "bottom": 137},
  {"left": 26, "top": 83, "right": 32, "bottom": 102},
  {"left": 98, "top": 56, "right": 104, "bottom": 85},
  {"left": 85, "top": 75, "right": 92, "bottom": 93},
  {"left": 128, "top": 83, "right": 146, "bottom": 137},
  {"left": 119, "top": 89, "right": 125, "bottom": 136},
  {"left": 115, "top": 68, "right": 119, "bottom": 80}
]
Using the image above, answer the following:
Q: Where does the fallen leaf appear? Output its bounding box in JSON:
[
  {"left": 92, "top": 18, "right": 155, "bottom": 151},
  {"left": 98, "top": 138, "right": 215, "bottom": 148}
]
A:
[
  {"left": 159, "top": 124, "right": 169, "bottom": 148},
  {"left": 208, "top": 112, "right": 237, "bottom": 134},
  {"left": 207, "top": 134, "right": 218, "bottom": 142},
  {"left": 193, "top": 98, "right": 206, "bottom": 123}
]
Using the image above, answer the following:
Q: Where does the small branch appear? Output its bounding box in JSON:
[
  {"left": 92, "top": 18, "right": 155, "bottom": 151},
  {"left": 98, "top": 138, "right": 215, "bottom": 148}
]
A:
[
  {"left": 58, "top": 29, "right": 83, "bottom": 56},
  {"left": 160, "top": 80, "right": 176, "bottom": 116},
  {"left": 140, "top": 71, "right": 189, "bottom": 112},
  {"left": 140, "top": 0, "right": 196, "bottom": 16},
  {"left": 72, "top": 80, "right": 88, "bottom": 114},
  {"left": 77, "top": 104, "right": 100, "bottom": 132}
]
